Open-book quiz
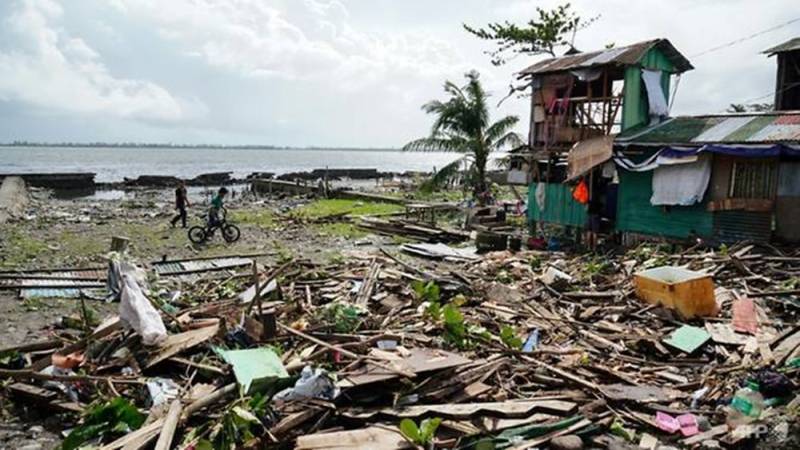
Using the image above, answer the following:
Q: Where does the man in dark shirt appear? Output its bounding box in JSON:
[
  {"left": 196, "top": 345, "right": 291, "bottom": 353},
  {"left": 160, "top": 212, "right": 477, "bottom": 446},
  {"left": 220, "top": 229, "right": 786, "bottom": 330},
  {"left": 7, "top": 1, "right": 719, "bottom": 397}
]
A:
[{"left": 170, "top": 180, "right": 191, "bottom": 228}]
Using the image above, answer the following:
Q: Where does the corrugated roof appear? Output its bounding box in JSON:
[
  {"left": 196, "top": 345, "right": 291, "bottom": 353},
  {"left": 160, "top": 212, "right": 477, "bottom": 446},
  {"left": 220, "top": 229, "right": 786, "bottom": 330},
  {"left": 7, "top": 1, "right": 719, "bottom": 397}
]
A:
[
  {"left": 616, "top": 112, "right": 800, "bottom": 145},
  {"left": 153, "top": 256, "right": 252, "bottom": 275},
  {"left": 519, "top": 39, "right": 693, "bottom": 77},
  {"left": 764, "top": 37, "right": 800, "bottom": 55}
]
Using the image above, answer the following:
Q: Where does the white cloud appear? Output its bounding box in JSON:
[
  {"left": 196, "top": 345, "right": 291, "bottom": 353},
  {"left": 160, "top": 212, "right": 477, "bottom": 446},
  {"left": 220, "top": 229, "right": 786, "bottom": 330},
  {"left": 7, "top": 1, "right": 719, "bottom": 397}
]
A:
[
  {"left": 115, "top": 0, "right": 468, "bottom": 90},
  {"left": 0, "top": 0, "right": 200, "bottom": 121}
]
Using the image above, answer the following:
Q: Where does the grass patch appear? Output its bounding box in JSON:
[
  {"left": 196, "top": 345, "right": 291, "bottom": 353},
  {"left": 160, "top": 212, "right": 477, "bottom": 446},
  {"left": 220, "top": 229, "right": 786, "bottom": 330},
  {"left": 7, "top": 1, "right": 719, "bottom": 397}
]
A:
[
  {"left": 58, "top": 231, "right": 107, "bottom": 256},
  {"left": 295, "top": 199, "right": 402, "bottom": 219},
  {"left": 0, "top": 228, "right": 49, "bottom": 268},
  {"left": 230, "top": 209, "right": 275, "bottom": 228},
  {"left": 409, "top": 189, "right": 467, "bottom": 203}
]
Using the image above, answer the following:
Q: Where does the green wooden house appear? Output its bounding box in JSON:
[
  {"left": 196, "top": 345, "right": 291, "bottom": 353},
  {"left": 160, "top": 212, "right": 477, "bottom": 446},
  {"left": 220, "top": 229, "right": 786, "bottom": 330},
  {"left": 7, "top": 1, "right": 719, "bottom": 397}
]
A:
[
  {"left": 614, "top": 112, "right": 800, "bottom": 244},
  {"left": 518, "top": 39, "right": 693, "bottom": 231}
]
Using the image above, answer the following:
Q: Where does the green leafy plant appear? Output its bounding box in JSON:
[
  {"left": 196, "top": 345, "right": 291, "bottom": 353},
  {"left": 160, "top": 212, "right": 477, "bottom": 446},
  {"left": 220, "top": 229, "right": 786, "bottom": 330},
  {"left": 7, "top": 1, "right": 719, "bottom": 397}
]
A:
[
  {"left": 464, "top": 3, "right": 597, "bottom": 65},
  {"left": 62, "top": 397, "right": 145, "bottom": 450},
  {"left": 320, "top": 302, "right": 364, "bottom": 333},
  {"left": 443, "top": 304, "right": 468, "bottom": 348},
  {"left": 500, "top": 325, "right": 523, "bottom": 350},
  {"left": 403, "top": 71, "right": 522, "bottom": 196},
  {"left": 400, "top": 417, "right": 442, "bottom": 445},
  {"left": 412, "top": 280, "right": 440, "bottom": 304},
  {"left": 208, "top": 395, "right": 270, "bottom": 450}
]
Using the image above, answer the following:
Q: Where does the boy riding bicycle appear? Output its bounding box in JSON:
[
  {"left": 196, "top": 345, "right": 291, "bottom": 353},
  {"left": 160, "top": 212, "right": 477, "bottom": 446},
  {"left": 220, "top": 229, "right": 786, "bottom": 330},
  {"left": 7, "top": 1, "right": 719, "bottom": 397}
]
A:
[{"left": 207, "top": 187, "right": 228, "bottom": 229}]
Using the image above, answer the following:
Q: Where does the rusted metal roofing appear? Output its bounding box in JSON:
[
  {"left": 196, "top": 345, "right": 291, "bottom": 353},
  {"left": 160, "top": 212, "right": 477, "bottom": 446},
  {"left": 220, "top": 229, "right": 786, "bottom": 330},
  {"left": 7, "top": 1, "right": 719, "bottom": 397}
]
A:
[
  {"left": 615, "top": 112, "right": 800, "bottom": 145},
  {"left": 0, "top": 278, "right": 104, "bottom": 288},
  {"left": 519, "top": 39, "right": 693, "bottom": 77},
  {"left": 0, "top": 269, "right": 106, "bottom": 281},
  {"left": 764, "top": 37, "right": 800, "bottom": 55}
]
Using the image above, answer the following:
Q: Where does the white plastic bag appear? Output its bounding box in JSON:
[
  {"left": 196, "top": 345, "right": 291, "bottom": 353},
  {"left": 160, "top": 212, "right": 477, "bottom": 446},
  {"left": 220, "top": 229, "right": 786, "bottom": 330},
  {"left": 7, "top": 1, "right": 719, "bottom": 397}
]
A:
[
  {"left": 273, "top": 366, "right": 339, "bottom": 402},
  {"left": 119, "top": 272, "right": 167, "bottom": 346}
]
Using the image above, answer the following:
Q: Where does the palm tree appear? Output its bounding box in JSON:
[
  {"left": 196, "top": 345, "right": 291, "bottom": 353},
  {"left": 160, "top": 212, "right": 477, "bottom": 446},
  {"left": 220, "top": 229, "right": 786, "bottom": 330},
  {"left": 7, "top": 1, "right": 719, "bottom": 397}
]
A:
[{"left": 404, "top": 71, "right": 523, "bottom": 197}]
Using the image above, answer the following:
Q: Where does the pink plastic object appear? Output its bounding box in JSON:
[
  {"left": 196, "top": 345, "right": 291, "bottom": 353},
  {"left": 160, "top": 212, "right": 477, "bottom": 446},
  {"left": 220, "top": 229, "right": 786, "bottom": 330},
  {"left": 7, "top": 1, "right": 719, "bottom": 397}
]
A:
[{"left": 656, "top": 412, "right": 680, "bottom": 433}]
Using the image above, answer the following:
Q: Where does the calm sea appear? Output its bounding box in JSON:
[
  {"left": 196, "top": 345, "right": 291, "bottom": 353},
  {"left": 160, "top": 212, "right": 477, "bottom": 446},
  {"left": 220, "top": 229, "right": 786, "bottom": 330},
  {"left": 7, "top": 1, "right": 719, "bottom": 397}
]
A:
[{"left": 0, "top": 146, "right": 463, "bottom": 183}]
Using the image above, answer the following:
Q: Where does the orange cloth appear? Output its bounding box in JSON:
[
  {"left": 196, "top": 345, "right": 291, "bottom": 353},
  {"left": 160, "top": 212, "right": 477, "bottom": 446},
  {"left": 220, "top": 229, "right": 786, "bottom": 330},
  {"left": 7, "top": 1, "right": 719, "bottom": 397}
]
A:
[{"left": 572, "top": 179, "right": 589, "bottom": 204}]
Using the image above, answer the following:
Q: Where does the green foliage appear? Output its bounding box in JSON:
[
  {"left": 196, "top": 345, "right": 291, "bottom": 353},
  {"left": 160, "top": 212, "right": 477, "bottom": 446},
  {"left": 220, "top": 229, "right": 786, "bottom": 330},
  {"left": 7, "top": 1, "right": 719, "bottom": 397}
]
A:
[
  {"left": 209, "top": 396, "right": 269, "bottom": 450},
  {"left": 399, "top": 417, "right": 442, "bottom": 445},
  {"left": 404, "top": 71, "right": 522, "bottom": 196},
  {"left": 718, "top": 243, "right": 729, "bottom": 257},
  {"left": 500, "top": 325, "right": 523, "bottom": 350},
  {"left": 62, "top": 397, "right": 145, "bottom": 450},
  {"left": 414, "top": 280, "right": 443, "bottom": 320},
  {"left": 320, "top": 302, "right": 364, "bottom": 333},
  {"left": 273, "top": 242, "right": 295, "bottom": 264},
  {"left": 443, "top": 303, "right": 468, "bottom": 348},
  {"left": 582, "top": 257, "right": 609, "bottom": 282},
  {"left": 463, "top": 3, "right": 595, "bottom": 65},
  {"left": 412, "top": 280, "right": 441, "bottom": 304}
]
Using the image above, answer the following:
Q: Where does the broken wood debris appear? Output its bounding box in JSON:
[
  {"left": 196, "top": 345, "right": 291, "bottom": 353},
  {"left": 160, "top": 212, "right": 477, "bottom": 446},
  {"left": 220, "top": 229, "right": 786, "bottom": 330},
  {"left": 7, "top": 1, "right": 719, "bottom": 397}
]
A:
[{"left": 0, "top": 241, "right": 799, "bottom": 449}]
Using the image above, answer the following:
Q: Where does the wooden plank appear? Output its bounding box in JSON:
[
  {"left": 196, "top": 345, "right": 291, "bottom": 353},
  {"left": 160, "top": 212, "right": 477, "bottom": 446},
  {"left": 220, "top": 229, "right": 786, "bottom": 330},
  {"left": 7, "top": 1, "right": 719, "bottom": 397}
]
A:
[
  {"left": 154, "top": 399, "right": 183, "bottom": 450},
  {"left": 143, "top": 323, "right": 219, "bottom": 369},
  {"left": 296, "top": 426, "right": 413, "bottom": 450},
  {"left": 342, "top": 399, "right": 576, "bottom": 420}
]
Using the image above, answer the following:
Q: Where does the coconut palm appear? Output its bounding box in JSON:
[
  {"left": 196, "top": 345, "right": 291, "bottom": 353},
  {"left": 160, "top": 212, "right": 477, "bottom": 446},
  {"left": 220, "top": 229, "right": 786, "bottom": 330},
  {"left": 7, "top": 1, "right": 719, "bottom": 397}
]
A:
[{"left": 404, "top": 70, "right": 523, "bottom": 197}]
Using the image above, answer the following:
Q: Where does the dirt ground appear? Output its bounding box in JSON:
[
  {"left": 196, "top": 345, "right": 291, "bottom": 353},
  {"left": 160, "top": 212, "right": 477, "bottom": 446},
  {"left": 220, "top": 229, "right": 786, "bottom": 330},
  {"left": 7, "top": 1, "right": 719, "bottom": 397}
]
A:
[{"left": 0, "top": 187, "right": 410, "bottom": 449}]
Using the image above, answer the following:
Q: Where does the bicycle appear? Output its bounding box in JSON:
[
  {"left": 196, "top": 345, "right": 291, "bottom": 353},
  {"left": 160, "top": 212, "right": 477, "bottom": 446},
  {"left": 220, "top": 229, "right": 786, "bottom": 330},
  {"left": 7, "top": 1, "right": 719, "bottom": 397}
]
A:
[{"left": 188, "top": 207, "right": 241, "bottom": 244}]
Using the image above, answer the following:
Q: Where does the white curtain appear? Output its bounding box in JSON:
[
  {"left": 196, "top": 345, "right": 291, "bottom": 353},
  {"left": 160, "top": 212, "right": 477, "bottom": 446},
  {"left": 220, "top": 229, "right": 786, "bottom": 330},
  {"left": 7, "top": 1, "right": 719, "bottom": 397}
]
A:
[
  {"left": 642, "top": 69, "right": 669, "bottom": 120},
  {"left": 650, "top": 155, "right": 711, "bottom": 206}
]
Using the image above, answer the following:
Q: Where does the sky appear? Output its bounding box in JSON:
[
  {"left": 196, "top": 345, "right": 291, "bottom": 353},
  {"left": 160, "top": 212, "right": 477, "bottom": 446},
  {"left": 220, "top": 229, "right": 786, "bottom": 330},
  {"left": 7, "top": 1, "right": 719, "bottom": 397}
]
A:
[{"left": 0, "top": 0, "right": 797, "bottom": 147}]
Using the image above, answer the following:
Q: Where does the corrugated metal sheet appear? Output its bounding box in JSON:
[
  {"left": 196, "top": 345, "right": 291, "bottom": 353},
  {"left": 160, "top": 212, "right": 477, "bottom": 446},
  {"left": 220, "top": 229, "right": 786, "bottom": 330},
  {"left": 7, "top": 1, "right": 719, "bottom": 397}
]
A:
[
  {"left": 714, "top": 211, "right": 772, "bottom": 243},
  {"left": 0, "top": 278, "right": 103, "bottom": 288},
  {"left": 528, "top": 183, "right": 587, "bottom": 227},
  {"left": 20, "top": 288, "right": 106, "bottom": 299},
  {"left": 764, "top": 38, "right": 800, "bottom": 55},
  {"left": 693, "top": 117, "right": 755, "bottom": 142},
  {"left": 0, "top": 269, "right": 106, "bottom": 280},
  {"left": 616, "top": 169, "right": 713, "bottom": 238},
  {"left": 519, "top": 39, "right": 693, "bottom": 76},
  {"left": 153, "top": 257, "right": 252, "bottom": 275},
  {"left": 617, "top": 112, "right": 800, "bottom": 145}
]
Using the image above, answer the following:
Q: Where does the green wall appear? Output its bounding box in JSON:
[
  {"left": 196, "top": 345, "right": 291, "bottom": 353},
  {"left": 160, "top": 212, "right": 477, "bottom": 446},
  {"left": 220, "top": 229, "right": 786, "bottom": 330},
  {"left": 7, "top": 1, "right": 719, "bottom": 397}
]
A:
[
  {"left": 616, "top": 169, "right": 713, "bottom": 239},
  {"left": 621, "top": 48, "right": 676, "bottom": 131},
  {"left": 528, "top": 182, "right": 587, "bottom": 227}
]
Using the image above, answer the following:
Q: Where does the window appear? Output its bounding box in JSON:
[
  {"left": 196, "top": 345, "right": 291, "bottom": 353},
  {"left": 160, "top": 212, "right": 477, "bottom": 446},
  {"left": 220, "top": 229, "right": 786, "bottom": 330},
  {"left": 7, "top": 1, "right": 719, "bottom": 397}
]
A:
[{"left": 729, "top": 160, "right": 778, "bottom": 199}]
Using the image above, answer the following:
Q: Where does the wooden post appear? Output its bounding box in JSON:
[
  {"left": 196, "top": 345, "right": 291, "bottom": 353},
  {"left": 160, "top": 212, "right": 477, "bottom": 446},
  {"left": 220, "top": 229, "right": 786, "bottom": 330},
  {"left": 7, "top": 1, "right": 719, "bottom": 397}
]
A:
[{"left": 110, "top": 236, "right": 129, "bottom": 253}]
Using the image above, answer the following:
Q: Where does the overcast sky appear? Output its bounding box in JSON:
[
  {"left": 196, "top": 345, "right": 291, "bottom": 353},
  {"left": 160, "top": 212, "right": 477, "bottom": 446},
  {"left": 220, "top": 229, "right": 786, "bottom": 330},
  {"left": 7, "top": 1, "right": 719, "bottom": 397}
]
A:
[{"left": 0, "top": 0, "right": 797, "bottom": 147}]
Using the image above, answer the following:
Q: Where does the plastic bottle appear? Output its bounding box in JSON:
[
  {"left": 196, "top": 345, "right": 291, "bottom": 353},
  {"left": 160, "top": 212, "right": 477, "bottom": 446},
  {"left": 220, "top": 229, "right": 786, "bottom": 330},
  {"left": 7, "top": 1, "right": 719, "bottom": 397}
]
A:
[{"left": 726, "top": 382, "right": 764, "bottom": 427}]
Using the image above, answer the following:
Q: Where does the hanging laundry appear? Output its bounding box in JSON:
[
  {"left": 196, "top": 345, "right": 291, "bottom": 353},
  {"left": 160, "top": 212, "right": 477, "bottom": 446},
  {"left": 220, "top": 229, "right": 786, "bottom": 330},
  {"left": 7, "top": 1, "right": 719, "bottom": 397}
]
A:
[
  {"left": 650, "top": 155, "right": 711, "bottom": 206},
  {"left": 572, "top": 179, "right": 589, "bottom": 204},
  {"left": 642, "top": 69, "right": 669, "bottom": 121}
]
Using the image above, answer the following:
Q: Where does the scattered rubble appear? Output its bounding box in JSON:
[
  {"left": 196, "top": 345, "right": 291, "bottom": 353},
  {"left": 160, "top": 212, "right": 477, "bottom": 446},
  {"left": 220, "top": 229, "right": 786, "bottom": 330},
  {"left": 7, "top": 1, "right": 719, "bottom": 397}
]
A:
[{"left": 0, "top": 237, "right": 798, "bottom": 449}]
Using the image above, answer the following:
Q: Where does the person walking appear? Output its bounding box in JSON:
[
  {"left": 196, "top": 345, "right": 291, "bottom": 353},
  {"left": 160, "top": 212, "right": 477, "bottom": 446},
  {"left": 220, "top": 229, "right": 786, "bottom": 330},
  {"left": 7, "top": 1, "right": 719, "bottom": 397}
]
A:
[{"left": 170, "top": 180, "right": 191, "bottom": 228}]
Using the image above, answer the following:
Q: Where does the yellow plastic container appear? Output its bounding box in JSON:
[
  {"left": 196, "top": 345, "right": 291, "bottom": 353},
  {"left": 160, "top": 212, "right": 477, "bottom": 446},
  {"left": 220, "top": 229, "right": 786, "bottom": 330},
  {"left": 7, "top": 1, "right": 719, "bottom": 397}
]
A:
[{"left": 634, "top": 266, "right": 717, "bottom": 319}]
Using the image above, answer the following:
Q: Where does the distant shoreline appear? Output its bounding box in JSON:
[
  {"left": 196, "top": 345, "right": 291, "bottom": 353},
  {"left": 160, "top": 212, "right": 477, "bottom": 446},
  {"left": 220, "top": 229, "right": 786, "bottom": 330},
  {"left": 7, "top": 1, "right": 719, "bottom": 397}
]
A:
[{"left": 0, "top": 143, "right": 401, "bottom": 151}]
